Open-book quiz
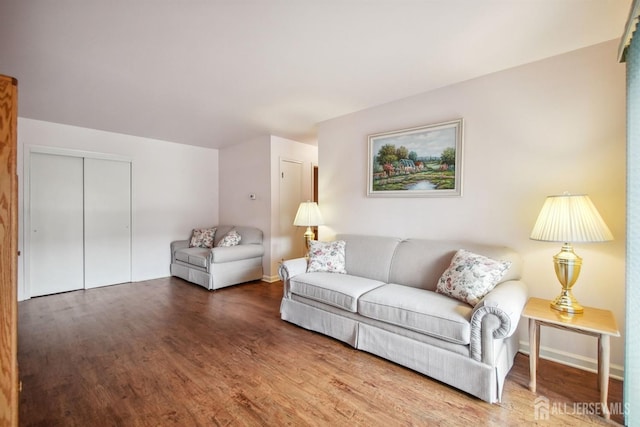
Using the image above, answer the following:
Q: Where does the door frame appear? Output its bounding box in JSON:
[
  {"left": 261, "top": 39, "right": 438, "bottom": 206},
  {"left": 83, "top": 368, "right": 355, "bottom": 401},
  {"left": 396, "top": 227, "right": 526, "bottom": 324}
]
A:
[
  {"left": 23, "top": 146, "right": 131, "bottom": 300},
  {"left": 278, "top": 158, "right": 305, "bottom": 264},
  {"left": 0, "top": 73, "right": 18, "bottom": 427}
]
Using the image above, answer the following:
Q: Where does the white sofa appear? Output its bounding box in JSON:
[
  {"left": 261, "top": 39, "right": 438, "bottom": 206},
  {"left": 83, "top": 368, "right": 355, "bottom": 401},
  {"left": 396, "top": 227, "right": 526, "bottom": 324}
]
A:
[
  {"left": 278, "top": 234, "right": 528, "bottom": 403},
  {"left": 170, "top": 225, "right": 264, "bottom": 290}
]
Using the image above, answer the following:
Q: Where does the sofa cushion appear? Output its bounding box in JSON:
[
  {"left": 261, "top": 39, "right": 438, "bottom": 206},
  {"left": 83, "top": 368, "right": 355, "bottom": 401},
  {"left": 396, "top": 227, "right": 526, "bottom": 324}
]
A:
[
  {"left": 213, "top": 225, "right": 234, "bottom": 246},
  {"left": 217, "top": 229, "right": 241, "bottom": 247},
  {"left": 234, "top": 226, "right": 263, "bottom": 245},
  {"left": 290, "top": 272, "right": 385, "bottom": 312},
  {"left": 307, "top": 240, "right": 347, "bottom": 274},
  {"left": 189, "top": 227, "right": 216, "bottom": 248},
  {"left": 388, "top": 239, "right": 522, "bottom": 291},
  {"left": 436, "top": 249, "right": 511, "bottom": 307},
  {"left": 175, "top": 247, "right": 210, "bottom": 268},
  {"left": 358, "top": 284, "right": 473, "bottom": 345},
  {"left": 337, "top": 234, "right": 402, "bottom": 283}
]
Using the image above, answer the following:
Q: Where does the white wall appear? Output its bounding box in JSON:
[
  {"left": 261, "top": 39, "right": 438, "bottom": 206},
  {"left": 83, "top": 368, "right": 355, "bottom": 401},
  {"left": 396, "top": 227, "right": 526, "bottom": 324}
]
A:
[
  {"left": 219, "top": 135, "right": 318, "bottom": 280},
  {"left": 17, "top": 118, "right": 219, "bottom": 300},
  {"left": 219, "top": 136, "right": 272, "bottom": 278},
  {"left": 317, "top": 40, "right": 626, "bottom": 375}
]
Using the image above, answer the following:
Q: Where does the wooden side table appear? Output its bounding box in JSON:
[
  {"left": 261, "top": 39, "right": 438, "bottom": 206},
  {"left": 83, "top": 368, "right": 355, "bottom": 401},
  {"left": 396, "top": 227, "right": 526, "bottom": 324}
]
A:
[{"left": 522, "top": 297, "right": 620, "bottom": 419}]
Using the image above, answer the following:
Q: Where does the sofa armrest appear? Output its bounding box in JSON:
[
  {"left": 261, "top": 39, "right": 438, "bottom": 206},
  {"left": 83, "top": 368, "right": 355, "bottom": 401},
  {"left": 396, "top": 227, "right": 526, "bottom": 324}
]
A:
[
  {"left": 170, "top": 240, "right": 189, "bottom": 262},
  {"left": 278, "top": 258, "right": 308, "bottom": 298},
  {"left": 210, "top": 244, "right": 264, "bottom": 263},
  {"left": 469, "top": 280, "right": 528, "bottom": 364}
]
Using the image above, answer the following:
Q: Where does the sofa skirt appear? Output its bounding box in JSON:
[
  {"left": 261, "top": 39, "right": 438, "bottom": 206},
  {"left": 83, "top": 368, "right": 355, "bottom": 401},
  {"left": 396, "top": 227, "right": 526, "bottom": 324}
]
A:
[
  {"left": 280, "top": 298, "right": 359, "bottom": 347},
  {"left": 171, "top": 256, "right": 263, "bottom": 290},
  {"left": 210, "top": 257, "right": 263, "bottom": 290},
  {"left": 171, "top": 263, "right": 210, "bottom": 290},
  {"left": 280, "top": 297, "right": 518, "bottom": 403},
  {"left": 358, "top": 323, "right": 503, "bottom": 403}
]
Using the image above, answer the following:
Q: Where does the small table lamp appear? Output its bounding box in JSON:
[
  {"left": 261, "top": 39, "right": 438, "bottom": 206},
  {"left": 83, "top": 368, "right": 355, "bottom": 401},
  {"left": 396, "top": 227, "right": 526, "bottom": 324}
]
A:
[
  {"left": 293, "top": 201, "right": 324, "bottom": 254},
  {"left": 530, "top": 193, "right": 613, "bottom": 314}
]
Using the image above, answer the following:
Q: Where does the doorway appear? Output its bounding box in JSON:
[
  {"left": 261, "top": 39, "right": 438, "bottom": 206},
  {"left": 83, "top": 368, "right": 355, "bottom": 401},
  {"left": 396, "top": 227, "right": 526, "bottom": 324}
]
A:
[{"left": 279, "top": 159, "right": 305, "bottom": 261}]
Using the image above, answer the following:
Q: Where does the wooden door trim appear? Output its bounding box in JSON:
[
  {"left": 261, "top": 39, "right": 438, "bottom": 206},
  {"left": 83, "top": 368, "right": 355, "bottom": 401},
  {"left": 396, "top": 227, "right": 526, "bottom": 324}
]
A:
[{"left": 0, "top": 73, "right": 19, "bottom": 426}]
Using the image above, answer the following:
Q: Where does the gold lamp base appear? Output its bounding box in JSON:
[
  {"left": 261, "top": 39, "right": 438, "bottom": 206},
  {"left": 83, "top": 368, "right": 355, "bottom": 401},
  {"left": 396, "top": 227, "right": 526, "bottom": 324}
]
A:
[
  {"left": 303, "top": 226, "right": 315, "bottom": 257},
  {"left": 550, "top": 290, "right": 584, "bottom": 314},
  {"left": 550, "top": 243, "right": 584, "bottom": 315}
]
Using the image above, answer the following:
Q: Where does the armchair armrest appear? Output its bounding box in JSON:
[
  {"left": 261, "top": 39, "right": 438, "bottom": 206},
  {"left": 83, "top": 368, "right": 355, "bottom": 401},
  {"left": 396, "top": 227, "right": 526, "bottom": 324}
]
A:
[
  {"left": 469, "top": 280, "right": 528, "bottom": 364},
  {"left": 278, "top": 258, "right": 308, "bottom": 298},
  {"left": 170, "top": 240, "right": 189, "bottom": 262},
  {"left": 210, "top": 244, "right": 264, "bottom": 263}
]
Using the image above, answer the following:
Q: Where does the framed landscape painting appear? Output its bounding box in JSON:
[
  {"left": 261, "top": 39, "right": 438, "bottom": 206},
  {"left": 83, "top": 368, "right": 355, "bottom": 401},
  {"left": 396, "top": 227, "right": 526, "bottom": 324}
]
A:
[{"left": 367, "top": 119, "right": 463, "bottom": 197}]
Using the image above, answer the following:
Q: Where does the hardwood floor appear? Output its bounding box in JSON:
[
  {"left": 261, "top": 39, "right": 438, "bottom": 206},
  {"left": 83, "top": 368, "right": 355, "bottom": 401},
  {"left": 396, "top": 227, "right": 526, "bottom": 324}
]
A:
[{"left": 18, "top": 278, "right": 624, "bottom": 426}]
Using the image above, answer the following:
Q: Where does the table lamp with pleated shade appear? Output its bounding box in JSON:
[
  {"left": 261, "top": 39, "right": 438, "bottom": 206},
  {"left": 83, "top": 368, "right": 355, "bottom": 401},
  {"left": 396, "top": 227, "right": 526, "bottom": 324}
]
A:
[{"left": 530, "top": 193, "right": 613, "bottom": 314}]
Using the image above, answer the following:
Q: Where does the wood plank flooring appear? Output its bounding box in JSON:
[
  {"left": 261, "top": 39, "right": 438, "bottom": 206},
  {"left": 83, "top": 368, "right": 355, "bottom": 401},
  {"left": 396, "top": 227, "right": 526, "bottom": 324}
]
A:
[{"left": 18, "top": 278, "right": 624, "bottom": 426}]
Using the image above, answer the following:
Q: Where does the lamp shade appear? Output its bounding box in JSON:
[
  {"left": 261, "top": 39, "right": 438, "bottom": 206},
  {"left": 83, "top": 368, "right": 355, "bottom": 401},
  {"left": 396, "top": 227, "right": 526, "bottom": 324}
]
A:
[
  {"left": 530, "top": 193, "right": 613, "bottom": 243},
  {"left": 293, "top": 201, "right": 324, "bottom": 227}
]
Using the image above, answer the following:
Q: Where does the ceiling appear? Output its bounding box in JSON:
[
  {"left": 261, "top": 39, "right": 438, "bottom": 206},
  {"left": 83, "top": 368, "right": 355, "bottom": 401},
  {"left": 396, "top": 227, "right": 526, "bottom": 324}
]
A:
[{"left": 0, "top": 0, "right": 632, "bottom": 149}]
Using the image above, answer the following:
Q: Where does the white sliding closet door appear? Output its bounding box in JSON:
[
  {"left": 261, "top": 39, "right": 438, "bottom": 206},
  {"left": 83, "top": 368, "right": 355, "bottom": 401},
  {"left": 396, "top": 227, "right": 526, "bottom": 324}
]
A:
[
  {"left": 84, "top": 158, "right": 131, "bottom": 288},
  {"left": 30, "top": 153, "right": 85, "bottom": 297}
]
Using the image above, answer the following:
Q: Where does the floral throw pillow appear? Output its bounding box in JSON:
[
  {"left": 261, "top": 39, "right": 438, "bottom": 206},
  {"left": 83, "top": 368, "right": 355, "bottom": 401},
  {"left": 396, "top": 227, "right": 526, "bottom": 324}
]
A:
[
  {"left": 307, "top": 240, "right": 347, "bottom": 274},
  {"left": 189, "top": 227, "right": 216, "bottom": 248},
  {"left": 217, "top": 230, "right": 242, "bottom": 247},
  {"left": 436, "top": 249, "right": 511, "bottom": 307}
]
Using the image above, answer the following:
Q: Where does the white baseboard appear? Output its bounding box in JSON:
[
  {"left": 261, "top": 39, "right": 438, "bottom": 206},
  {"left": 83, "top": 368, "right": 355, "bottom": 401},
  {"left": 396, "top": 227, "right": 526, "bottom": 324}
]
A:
[
  {"left": 519, "top": 340, "right": 624, "bottom": 381},
  {"left": 262, "top": 275, "right": 280, "bottom": 283}
]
